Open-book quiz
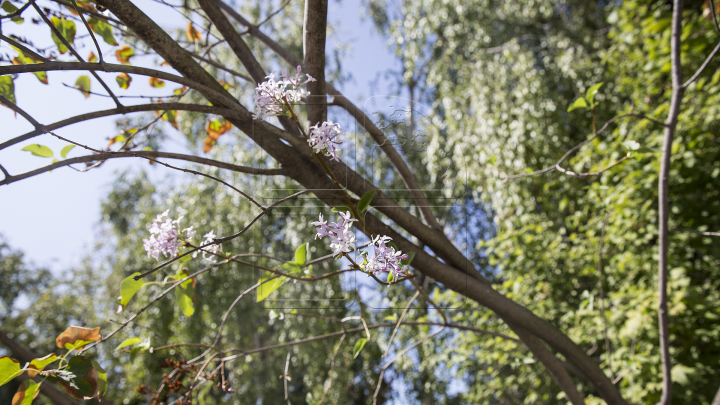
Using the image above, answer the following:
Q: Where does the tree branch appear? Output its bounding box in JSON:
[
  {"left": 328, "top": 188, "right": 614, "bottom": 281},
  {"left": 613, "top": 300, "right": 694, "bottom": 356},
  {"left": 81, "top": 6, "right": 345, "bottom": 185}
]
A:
[
  {"left": 658, "top": 2, "right": 685, "bottom": 404},
  {"left": 0, "top": 150, "right": 285, "bottom": 187},
  {"left": 303, "top": 0, "right": 328, "bottom": 126}
]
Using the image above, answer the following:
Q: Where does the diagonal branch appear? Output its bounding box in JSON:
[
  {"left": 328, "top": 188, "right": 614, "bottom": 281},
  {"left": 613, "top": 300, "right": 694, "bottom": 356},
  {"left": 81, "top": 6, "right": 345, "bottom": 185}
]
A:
[
  {"left": 0, "top": 95, "right": 43, "bottom": 129},
  {"left": 0, "top": 33, "right": 51, "bottom": 62},
  {"left": 216, "top": 0, "right": 445, "bottom": 234}
]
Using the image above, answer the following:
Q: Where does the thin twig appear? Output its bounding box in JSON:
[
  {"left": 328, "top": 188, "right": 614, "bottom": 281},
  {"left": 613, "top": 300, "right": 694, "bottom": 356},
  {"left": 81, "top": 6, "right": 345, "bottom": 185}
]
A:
[
  {"left": 598, "top": 210, "right": 613, "bottom": 379},
  {"left": 383, "top": 291, "right": 419, "bottom": 357},
  {"left": 70, "top": 0, "right": 103, "bottom": 63}
]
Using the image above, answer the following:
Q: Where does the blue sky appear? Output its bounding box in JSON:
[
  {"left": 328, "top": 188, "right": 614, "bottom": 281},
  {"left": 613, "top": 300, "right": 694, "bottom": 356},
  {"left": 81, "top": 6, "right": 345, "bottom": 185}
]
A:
[{"left": 0, "top": 0, "right": 398, "bottom": 271}]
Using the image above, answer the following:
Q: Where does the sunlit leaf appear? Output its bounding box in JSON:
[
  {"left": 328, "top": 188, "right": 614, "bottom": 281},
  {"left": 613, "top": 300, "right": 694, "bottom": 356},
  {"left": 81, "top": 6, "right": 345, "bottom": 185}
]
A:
[
  {"left": 74, "top": 75, "right": 91, "bottom": 98},
  {"left": 186, "top": 22, "right": 202, "bottom": 41},
  {"left": 27, "top": 353, "right": 58, "bottom": 378},
  {"left": 0, "top": 76, "right": 16, "bottom": 105},
  {"left": 331, "top": 205, "right": 352, "bottom": 214},
  {"left": 12, "top": 379, "right": 41, "bottom": 405},
  {"left": 281, "top": 262, "right": 302, "bottom": 275},
  {"left": 163, "top": 110, "right": 178, "bottom": 130},
  {"left": 87, "top": 51, "right": 97, "bottom": 63},
  {"left": 21, "top": 144, "right": 53, "bottom": 158},
  {"left": 0, "top": 356, "right": 22, "bottom": 387},
  {"left": 256, "top": 276, "right": 287, "bottom": 302},
  {"left": 115, "top": 45, "right": 134, "bottom": 65},
  {"left": 11, "top": 48, "right": 47, "bottom": 84},
  {"left": 584, "top": 82, "right": 603, "bottom": 104},
  {"left": 567, "top": 97, "right": 589, "bottom": 112},
  {"left": 87, "top": 17, "right": 118, "bottom": 46},
  {"left": 115, "top": 73, "right": 131, "bottom": 89},
  {"left": 294, "top": 243, "right": 308, "bottom": 266},
  {"left": 50, "top": 17, "right": 76, "bottom": 54},
  {"left": 60, "top": 145, "right": 75, "bottom": 158},
  {"left": 55, "top": 326, "right": 101, "bottom": 350},
  {"left": 357, "top": 189, "right": 376, "bottom": 213},
  {"left": 117, "top": 272, "right": 144, "bottom": 313},
  {"left": 352, "top": 338, "right": 367, "bottom": 359},
  {"left": 114, "top": 337, "right": 141, "bottom": 351},
  {"left": 149, "top": 77, "right": 165, "bottom": 88},
  {"left": 176, "top": 287, "right": 195, "bottom": 316}
]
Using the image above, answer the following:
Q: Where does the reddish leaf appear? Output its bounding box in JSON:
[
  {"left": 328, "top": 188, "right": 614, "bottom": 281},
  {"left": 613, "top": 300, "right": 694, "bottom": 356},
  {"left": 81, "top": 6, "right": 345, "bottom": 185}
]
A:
[
  {"left": 115, "top": 45, "right": 134, "bottom": 65},
  {"left": 88, "top": 51, "right": 97, "bottom": 63},
  {"left": 149, "top": 77, "right": 165, "bottom": 88},
  {"left": 186, "top": 22, "right": 202, "bottom": 41},
  {"left": 116, "top": 73, "right": 132, "bottom": 89}
]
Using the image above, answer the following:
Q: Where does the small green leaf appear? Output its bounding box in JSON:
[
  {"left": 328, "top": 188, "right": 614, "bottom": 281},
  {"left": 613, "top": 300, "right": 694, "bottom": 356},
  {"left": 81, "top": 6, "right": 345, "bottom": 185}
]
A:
[
  {"left": 87, "top": 17, "right": 118, "bottom": 46},
  {"left": 387, "top": 272, "right": 395, "bottom": 283},
  {"left": 0, "top": 76, "right": 16, "bottom": 105},
  {"left": 0, "top": 356, "right": 22, "bottom": 387},
  {"left": 1, "top": 1, "right": 19, "bottom": 13},
  {"left": 12, "top": 379, "right": 41, "bottom": 405},
  {"left": 28, "top": 353, "right": 58, "bottom": 378},
  {"left": 352, "top": 338, "right": 367, "bottom": 359},
  {"left": 400, "top": 251, "right": 415, "bottom": 266},
  {"left": 256, "top": 276, "right": 287, "bottom": 302},
  {"left": 281, "top": 262, "right": 302, "bottom": 275},
  {"left": 115, "top": 73, "right": 131, "bottom": 90},
  {"left": 60, "top": 145, "right": 75, "bottom": 158},
  {"left": 178, "top": 254, "right": 193, "bottom": 264},
  {"left": 357, "top": 189, "right": 376, "bottom": 213},
  {"left": 21, "top": 144, "right": 54, "bottom": 158},
  {"left": 74, "top": 75, "right": 91, "bottom": 98},
  {"left": 56, "top": 356, "right": 102, "bottom": 399},
  {"left": 114, "top": 337, "right": 141, "bottom": 351},
  {"left": 331, "top": 205, "right": 352, "bottom": 214},
  {"left": 176, "top": 279, "right": 195, "bottom": 317},
  {"left": 50, "top": 17, "right": 76, "bottom": 54},
  {"left": 567, "top": 97, "right": 589, "bottom": 112},
  {"left": 294, "top": 243, "right": 308, "bottom": 266},
  {"left": 117, "top": 272, "right": 144, "bottom": 313},
  {"left": 671, "top": 364, "right": 695, "bottom": 385},
  {"left": 92, "top": 361, "right": 107, "bottom": 398},
  {"left": 585, "top": 82, "right": 603, "bottom": 104}
]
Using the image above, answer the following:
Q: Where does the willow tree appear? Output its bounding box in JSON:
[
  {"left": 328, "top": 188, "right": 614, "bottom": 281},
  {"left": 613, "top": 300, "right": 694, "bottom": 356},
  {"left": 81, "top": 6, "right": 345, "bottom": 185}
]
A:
[{"left": 0, "top": 0, "right": 718, "bottom": 404}]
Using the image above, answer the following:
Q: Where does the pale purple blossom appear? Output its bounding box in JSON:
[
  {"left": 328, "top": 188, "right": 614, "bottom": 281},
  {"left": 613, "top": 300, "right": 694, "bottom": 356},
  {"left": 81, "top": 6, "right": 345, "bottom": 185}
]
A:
[
  {"left": 252, "top": 65, "right": 316, "bottom": 120},
  {"left": 311, "top": 211, "right": 358, "bottom": 257},
  {"left": 308, "top": 121, "right": 344, "bottom": 161},
  {"left": 360, "top": 235, "right": 409, "bottom": 278},
  {"left": 196, "top": 230, "right": 221, "bottom": 261},
  {"left": 143, "top": 211, "right": 194, "bottom": 260}
]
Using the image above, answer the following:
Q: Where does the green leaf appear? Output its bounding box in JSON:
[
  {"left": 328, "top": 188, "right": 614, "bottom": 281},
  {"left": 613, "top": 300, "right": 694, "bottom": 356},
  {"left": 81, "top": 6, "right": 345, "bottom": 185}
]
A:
[
  {"left": 387, "top": 272, "right": 395, "bottom": 283},
  {"left": 357, "top": 189, "right": 376, "bottom": 213},
  {"left": 86, "top": 17, "right": 117, "bottom": 46},
  {"left": 21, "top": 144, "right": 53, "bottom": 158},
  {"left": 671, "top": 364, "right": 695, "bottom": 385},
  {"left": 115, "top": 73, "right": 131, "bottom": 90},
  {"left": 584, "top": 82, "right": 603, "bottom": 104},
  {"left": 567, "top": 97, "right": 589, "bottom": 112},
  {"left": 176, "top": 280, "right": 195, "bottom": 317},
  {"left": 114, "top": 337, "right": 141, "bottom": 351},
  {"left": 178, "top": 253, "right": 193, "bottom": 264},
  {"left": 352, "top": 338, "right": 367, "bottom": 359},
  {"left": 27, "top": 353, "right": 58, "bottom": 378},
  {"left": 12, "top": 379, "right": 41, "bottom": 405},
  {"left": 74, "top": 76, "right": 91, "bottom": 98},
  {"left": 60, "top": 145, "right": 75, "bottom": 158},
  {"left": 0, "top": 75, "right": 16, "bottom": 105},
  {"left": 256, "top": 276, "right": 287, "bottom": 302},
  {"left": 92, "top": 361, "right": 107, "bottom": 398},
  {"left": 50, "top": 17, "right": 76, "bottom": 54},
  {"left": 281, "top": 262, "right": 302, "bottom": 275},
  {"left": 400, "top": 251, "right": 415, "bottom": 266},
  {"left": 56, "top": 356, "right": 102, "bottom": 400},
  {"left": 117, "top": 272, "right": 144, "bottom": 313},
  {"left": 294, "top": 243, "right": 308, "bottom": 266},
  {"left": 331, "top": 205, "right": 352, "bottom": 214},
  {"left": 0, "top": 356, "right": 22, "bottom": 387},
  {"left": 1, "top": 1, "right": 19, "bottom": 13}
]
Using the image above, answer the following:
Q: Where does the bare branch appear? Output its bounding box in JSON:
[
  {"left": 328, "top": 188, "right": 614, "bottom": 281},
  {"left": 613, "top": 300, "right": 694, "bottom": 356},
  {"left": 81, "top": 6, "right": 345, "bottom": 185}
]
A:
[
  {"left": 383, "top": 291, "right": 419, "bottom": 357},
  {"left": 658, "top": 2, "right": 685, "bottom": 404},
  {"left": 303, "top": 0, "right": 328, "bottom": 126},
  {"left": 0, "top": 33, "right": 51, "bottom": 62},
  {"left": 683, "top": 42, "right": 720, "bottom": 88},
  {"left": 0, "top": 95, "right": 42, "bottom": 129}
]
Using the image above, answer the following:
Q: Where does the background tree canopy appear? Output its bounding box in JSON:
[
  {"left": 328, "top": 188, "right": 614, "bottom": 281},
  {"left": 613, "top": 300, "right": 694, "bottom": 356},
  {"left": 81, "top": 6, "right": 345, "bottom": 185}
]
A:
[{"left": 0, "top": 0, "right": 719, "bottom": 404}]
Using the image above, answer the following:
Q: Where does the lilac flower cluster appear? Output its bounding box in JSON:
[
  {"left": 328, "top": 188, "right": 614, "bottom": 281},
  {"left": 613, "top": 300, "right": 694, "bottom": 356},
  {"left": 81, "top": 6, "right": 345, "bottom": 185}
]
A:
[
  {"left": 143, "top": 211, "right": 217, "bottom": 262},
  {"left": 252, "top": 65, "right": 316, "bottom": 120},
  {"left": 359, "top": 235, "right": 409, "bottom": 278},
  {"left": 308, "top": 121, "right": 344, "bottom": 162},
  {"left": 195, "top": 230, "right": 222, "bottom": 261},
  {"left": 311, "top": 211, "right": 358, "bottom": 257}
]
